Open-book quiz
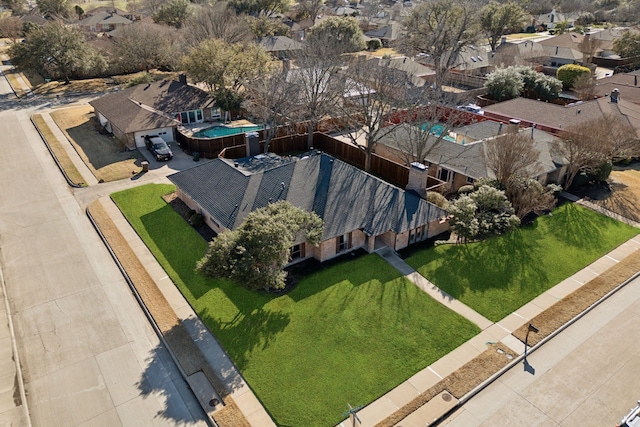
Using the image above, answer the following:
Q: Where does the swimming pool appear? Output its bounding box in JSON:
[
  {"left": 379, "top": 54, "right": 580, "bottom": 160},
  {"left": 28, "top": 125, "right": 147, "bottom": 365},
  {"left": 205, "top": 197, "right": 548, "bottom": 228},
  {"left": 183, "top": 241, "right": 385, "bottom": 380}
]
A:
[
  {"left": 420, "top": 123, "right": 456, "bottom": 142},
  {"left": 193, "top": 125, "right": 263, "bottom": 139}
]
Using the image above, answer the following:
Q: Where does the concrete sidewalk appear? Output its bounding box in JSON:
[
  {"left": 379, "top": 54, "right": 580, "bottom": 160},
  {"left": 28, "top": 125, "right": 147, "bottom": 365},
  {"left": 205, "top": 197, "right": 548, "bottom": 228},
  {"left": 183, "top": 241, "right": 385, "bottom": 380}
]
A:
[
  {"left": 339, "top": 235, "right": 640, "bottom": 427},
  {"left": 97, "top": 196, "right": 275, "bottom": 427}
]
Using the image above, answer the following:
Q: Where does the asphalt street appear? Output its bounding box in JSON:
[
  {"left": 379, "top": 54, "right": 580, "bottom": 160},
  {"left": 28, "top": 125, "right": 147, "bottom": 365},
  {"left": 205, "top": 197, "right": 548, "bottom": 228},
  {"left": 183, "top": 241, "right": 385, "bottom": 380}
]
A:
[
  {"left": 440, "top": 274, "right": 640, "bottom": 427},
  {"left": 0, "top": 69, "right": 207, "bottom": 425}
]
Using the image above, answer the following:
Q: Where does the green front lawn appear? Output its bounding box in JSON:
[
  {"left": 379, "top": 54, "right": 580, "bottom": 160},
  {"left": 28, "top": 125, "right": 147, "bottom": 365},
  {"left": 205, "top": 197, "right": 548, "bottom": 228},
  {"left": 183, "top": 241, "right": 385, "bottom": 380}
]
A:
[
  {"left": 111, "top": 184, "right": 480, "bottom": 427},
  {"left": 404, "top": 203, "right": 640, "bottom": 322}
]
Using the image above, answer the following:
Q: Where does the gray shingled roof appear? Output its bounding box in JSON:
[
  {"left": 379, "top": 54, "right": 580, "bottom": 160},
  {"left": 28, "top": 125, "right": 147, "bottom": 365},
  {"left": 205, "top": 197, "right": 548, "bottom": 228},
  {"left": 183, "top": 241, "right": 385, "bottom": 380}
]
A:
[
  {"left": 167, "top": 152, "right": 447, "bottom": 239},
  {"left": 89, "top": 79, "right": 215, "bottom": 134}
]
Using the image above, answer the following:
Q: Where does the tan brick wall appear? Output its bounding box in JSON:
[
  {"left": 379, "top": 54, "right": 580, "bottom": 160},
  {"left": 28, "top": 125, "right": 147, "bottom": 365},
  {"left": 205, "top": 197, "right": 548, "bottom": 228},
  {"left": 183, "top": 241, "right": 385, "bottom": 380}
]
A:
[
  {"left": 427, "top": 219, "right": 450, "bottom": 238},
  {"left": 395, "top": 230, "right": 410, "bottom": 250}
]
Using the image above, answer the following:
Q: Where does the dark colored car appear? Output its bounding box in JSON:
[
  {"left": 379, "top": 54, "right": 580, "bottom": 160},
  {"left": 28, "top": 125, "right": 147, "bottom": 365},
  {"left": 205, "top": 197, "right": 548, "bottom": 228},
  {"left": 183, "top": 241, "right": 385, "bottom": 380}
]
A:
[{"left": 145, "top": 135, "right": 173, "bottom": 161}]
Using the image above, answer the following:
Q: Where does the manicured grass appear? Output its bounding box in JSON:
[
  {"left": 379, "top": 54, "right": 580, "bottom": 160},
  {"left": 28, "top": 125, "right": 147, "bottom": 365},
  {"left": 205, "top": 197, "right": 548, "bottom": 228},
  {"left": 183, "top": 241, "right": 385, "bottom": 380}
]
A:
[
  {"left": 112, "top": 184, "right": 480, "bottom": 427},
  {"left": 404, "top": 203, "right": 640, "bottom": 322}
]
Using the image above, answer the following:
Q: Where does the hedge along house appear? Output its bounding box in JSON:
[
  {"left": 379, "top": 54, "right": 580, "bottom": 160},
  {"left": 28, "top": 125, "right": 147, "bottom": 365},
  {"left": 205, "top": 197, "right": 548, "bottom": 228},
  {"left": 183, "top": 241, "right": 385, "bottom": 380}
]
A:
[
  {"left": 89, "top": 77, "right": 216, "bottom": 150},
  {"left": 167, "top": 150, "right": 449, "bottom": 264}
]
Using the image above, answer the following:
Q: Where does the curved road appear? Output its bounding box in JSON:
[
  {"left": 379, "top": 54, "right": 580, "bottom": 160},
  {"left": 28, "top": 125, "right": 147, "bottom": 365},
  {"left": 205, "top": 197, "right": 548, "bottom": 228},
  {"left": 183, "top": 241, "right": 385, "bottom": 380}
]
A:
[{"left": 0, "top": 68, "right": 207, "bottom": 425}]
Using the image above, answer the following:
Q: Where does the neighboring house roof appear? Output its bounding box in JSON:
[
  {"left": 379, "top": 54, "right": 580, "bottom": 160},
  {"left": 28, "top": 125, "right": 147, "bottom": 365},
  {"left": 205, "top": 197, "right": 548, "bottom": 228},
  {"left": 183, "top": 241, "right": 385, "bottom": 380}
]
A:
[
  {"left": 378, "top": 123, "right": 562, "bottom": 180},
  {"left": 541, "top": 44, "right": 583, "bottom": 62},
  {"left": 594, "top": 74, "right": 640, "bottom": 105},
  {"left": 538, "top": 32, "right": 584, "bottom": 49},
  {"left": 89, "top": 79, "right": 214, "bottom": 134},
  {"left": 483, "top": 96, "right": 640, "bottom": 138},
  {"left": 366, "top": 56, "right": 433, "bottom": 87},
  {"left": 364, "top": 22, "right": 401, "bottom": 41},
  {"left": 79, "top": 11, "right": 132, "bottom": 27},
  {"left": 492, "top": 40, "right": 547, "bottom": 66},
  {"left": 258, "top": 36, "right": 302, "bottom": 52},
  {"left": 167, "top": 152, "right": 447, "bottom": 239}
]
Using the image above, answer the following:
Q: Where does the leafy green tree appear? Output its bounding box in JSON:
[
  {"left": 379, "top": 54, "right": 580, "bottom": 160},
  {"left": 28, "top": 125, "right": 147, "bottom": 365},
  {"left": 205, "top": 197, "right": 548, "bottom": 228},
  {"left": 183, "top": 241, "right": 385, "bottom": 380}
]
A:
[
  {"left": 8, "top": 22, "right": 103, "bottom": 83},
  {"left": 197, "top": 201, "right": 323, "bottom": 291},
  {"left": 227, "top": 0, "right": 291, "bottom": 17},
  {"left": 553, "top": 20, "right": 571, "bottom": 35},
  {"left": 37, "top": 0, "right": 71, "bottom": 17},
  {"left": 486, "top": 66, "right": 561, "bottom": 101},
  {"left": 533, "top": 73, "right": 563, "bottom": 100},
  {"left": 480, "top": 1, "right": 526, "bottom": 51},
  {"left": 74, "top": 4, "right": 83, "bottom": 19},
  {"left": 400, "top": 0, "right": 479, "bottom": 88},
  {"left": 214, "top": 87, "right": 244, "bottom": 121},
  {"left": 152, "top": 0, "right": 191, "bottom": 28},
  {"left": 306, "top": 16, "right": 365, "bottom": 54},
  {"left": 485, "top": 67, "right": 524, "bottom": 101},
  {"left": 556, "top": 63, "right": 591, "bottom": 89},
  {"left": 449, "top": 185, "right": 520, "bottom": 242},
  {"left": 613, "top": 31, "right": 640, "bottom": 66},
  {"left": 181, "top": 38, "right": 271, "bottom": 93}
]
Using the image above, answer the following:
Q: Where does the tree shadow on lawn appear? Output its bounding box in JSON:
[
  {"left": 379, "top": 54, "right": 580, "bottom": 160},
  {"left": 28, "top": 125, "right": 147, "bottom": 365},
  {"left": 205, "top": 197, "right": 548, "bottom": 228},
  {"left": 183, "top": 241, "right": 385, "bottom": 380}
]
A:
[
  {"left": 549, "top": 202, "right": 606, "bottom": 249},
  {"left": 425, "top": 228, "right": 549, "bottom": 300}
]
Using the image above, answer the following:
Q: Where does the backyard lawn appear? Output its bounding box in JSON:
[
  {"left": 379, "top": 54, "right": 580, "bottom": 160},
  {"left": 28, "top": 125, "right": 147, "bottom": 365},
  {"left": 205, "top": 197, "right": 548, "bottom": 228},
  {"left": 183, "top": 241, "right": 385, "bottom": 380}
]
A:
[
  {"left": 404, "top": 202, "right": 640, "bottom": 322},
  {"left": 111, "top": 184, "right": 480, "bottom": 427}
]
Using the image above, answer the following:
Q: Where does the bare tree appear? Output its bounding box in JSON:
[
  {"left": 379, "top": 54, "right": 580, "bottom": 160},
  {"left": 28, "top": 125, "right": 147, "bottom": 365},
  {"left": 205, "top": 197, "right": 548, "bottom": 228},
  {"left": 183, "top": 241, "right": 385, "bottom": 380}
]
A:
[
  {"left": 558, "top": 115, "right": 640, "bottom": 189},
  {"left": 505, "top": 175, "right": 557, "bottom": 219},
  {"left": 0, "top": 15, "right": 22, "bottom": 42},
  {"left": 400, "top": 0, "right": 479, "bottom": 88},
  {"left": 113, "top": 22, "right": 181, "bottom": 73},
  {"left": 336, "top": 57, "right": 413, "bottom": 172},
  {"left": 289, "top": 34, "right": 343, "bottom": 148},
  {"left": 182, "top": 3, "right": 252, "bottom": 47},
  {"left": 572, "top": 73, "right": 597, "bottom": 101},
  {"left": 577, "top": 33, "right": 602, "bottom": 66},
  {"left": 484, "top": 131, "right": 541, "bottom": 185},
  {"left": 243, "top": 68, "right": 298, "bottom": 153},
  {"left": 298, "top": 0, "right": 324, "bottom": 24}
]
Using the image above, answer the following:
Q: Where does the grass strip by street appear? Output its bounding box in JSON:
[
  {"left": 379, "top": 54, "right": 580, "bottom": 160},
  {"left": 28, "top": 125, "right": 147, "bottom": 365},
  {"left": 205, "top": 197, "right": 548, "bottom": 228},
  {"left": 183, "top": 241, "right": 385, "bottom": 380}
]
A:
[
  {"left": 404, "top": 202, "right": 640, "bottom": 321},
  {"left": 2, "top": 69, "right": 27, "bottom": 97},
  {"left": 31, "top": 114, "right": 87, "bottom": 187},
  {"left": 512, "top": 246, "right": 640, "bottom": 346},
  {"left": 374, "top": 342, "right": 517, "bottom": 427},
  {"left": 111, "top": 183, "right": 481, "bottom": 427},
  {"left": 87, "top": 199, "right": 250, "bottom": 427}
]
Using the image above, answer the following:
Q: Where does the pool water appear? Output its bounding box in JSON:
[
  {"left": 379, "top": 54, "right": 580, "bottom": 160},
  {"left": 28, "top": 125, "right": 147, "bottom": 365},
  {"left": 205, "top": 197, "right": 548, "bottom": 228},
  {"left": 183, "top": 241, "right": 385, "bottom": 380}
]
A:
[
  {"left": 420, "top": 123, "right": 446, "bottom": 136},
  {"left": 193, "top": 125, "right": 263, "bottom": 138}
]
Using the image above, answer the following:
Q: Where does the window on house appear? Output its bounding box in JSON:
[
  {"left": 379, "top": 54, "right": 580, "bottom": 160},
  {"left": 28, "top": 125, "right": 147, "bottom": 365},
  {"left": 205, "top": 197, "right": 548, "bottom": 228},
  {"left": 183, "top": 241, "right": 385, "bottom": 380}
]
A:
[
  {"left": 180, "top": 112, "right": 188, "bottom": 123},
  {"left": 336, "top": 232, "right": 352, "bottom": 253},
  {"left": 437, "top": 168, "right": 453, "bottom": 182},
  {"left": 196, "top": 109, "right": 203, "bottom": 121},
  {"left": 211, "top": 107, "right": 221, "bottom": 118},
  {"left": 188, "top": 111, "right": 196, "bottom": 123},
  {"left": 290, "top": 243, "right": 305, "bottom": 261},
  {"left": 466, "top": 176, "right": 475, "bottom": 184}
]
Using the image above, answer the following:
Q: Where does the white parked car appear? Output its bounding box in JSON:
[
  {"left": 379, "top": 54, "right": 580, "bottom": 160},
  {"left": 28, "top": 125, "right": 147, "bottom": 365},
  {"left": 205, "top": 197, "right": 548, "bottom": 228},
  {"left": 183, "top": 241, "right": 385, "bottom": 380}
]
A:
[
  {"left": 457, "top": 104, "right": 484, "bottom": 115},
  {"left": 617, "top": 400, "right": 640, "bottom": 427}
]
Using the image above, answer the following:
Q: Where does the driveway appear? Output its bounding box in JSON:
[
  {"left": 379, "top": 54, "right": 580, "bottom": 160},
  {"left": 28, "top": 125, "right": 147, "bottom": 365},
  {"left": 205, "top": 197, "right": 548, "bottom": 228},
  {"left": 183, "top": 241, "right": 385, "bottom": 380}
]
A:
[{"left": 440, "top": 275, "right": 640, "bottom": 427}]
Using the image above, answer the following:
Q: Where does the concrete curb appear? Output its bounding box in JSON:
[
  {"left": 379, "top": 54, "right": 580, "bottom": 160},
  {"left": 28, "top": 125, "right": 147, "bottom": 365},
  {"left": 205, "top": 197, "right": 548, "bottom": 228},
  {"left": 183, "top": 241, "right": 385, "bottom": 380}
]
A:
[
  {"left": 0, "top": 259, "right": 31, "bottom": 427},
  {"left": 85, "top": 206, "right": 219, "bottom": 427}
]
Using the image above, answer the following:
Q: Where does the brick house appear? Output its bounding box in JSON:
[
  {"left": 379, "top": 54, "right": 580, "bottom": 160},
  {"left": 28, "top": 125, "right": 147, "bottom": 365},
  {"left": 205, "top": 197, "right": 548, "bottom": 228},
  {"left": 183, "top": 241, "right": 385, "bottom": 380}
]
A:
[
  {"left": 89, "top": 77, "right": 216, "bottom": 149},
  {"left": 167, "top": 151, "right": 449, "bottom": 263}
]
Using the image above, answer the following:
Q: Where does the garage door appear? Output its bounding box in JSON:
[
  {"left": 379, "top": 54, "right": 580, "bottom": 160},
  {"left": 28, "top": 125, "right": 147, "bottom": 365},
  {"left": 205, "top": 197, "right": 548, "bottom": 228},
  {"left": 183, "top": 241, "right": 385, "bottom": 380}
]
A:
[{"left": 133, "top": 128, "right": 174, "bottom": 148}]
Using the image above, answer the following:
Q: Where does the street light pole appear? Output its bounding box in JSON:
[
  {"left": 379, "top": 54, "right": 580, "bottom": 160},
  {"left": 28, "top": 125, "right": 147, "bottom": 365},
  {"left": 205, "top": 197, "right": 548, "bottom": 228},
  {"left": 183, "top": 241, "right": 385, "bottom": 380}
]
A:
[{"left": 524, "top": 323, "right": 539, "bottom": 361}]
